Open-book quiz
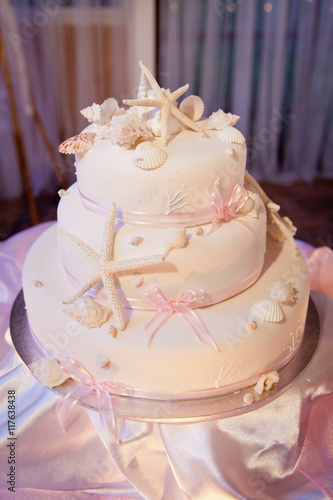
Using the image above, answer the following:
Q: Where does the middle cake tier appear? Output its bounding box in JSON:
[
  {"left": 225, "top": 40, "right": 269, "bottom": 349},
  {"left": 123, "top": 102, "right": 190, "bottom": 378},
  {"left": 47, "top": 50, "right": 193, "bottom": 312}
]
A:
[{"left": 57, "top": 183, "right": 267, "bottom": 306}]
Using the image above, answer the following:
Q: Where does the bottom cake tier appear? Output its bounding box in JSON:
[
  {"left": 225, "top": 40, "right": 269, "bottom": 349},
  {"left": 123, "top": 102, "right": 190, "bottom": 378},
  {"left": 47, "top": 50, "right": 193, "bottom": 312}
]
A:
[{"left": 22, "top": 225, "right": 310, "bottom": 399}]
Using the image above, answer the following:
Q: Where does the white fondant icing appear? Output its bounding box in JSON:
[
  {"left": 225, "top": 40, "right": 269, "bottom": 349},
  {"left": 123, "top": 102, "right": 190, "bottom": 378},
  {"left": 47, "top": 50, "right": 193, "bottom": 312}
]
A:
[{"left": 23, "top": 226, "right": 309, "bottom": 397}]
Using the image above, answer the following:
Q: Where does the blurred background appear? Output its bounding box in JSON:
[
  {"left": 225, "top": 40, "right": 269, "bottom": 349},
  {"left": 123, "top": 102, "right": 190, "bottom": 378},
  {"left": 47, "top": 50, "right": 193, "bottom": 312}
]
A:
[{"left": 0, "top": 0, "right": 332, "bottom": 246}]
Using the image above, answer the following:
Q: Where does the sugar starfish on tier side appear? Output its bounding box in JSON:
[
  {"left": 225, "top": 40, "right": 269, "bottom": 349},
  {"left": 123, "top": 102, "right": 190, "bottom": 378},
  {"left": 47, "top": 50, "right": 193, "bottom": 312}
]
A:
[
  {"left": 123, "top": 61, "right": 207, "bottom": 146},
  {"left": 58, "top": 204, "right": 163, "bottom": 330}
]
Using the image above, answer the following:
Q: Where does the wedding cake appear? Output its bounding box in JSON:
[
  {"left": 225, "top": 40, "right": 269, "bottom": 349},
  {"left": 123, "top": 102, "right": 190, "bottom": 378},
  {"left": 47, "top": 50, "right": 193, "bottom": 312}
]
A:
[{"left": 22, "top": 61, "right": 310, "bottom": 399}]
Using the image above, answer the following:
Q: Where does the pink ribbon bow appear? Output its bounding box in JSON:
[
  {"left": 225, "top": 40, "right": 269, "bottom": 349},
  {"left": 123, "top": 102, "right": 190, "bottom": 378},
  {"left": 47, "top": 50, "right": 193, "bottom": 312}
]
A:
[
  {"left": 144, "top": 288, "right": 219, "bottom": 351},
  {"left": 208, "top": 183, "right": 249, "bottom": 234},
  {"left": 56, "top": 357, "right": 124, "bottom": 442}
]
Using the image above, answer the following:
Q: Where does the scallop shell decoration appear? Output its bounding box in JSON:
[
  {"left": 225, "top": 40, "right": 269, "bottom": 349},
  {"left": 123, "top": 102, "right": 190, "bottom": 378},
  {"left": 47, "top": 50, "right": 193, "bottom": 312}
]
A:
[
  {"left": 179, "top": 95, "right": 204, "bottom": 122},
  {"left": 133, "top": 141, "right": 167, "bottom": 170},
  {"left": 162, "top": 228, "right": 187, "bottom": 257},
  {"left": 251, "top": 298, "right": 285, "bottom": 323},
  {"left": 29, "top": 357, "right": 69, "bottom": 388},
  {"left": 63, "top": 297, "right": 110, "bottom": 329},
  {"left": 268, "top": 280, "right": 295, "bottom": 304},
  {"left": 58, "top": 132, "right": 96, "bottom": 154},
  {"left": 218, "top": 126, "right": 245, "bottom": 145}
]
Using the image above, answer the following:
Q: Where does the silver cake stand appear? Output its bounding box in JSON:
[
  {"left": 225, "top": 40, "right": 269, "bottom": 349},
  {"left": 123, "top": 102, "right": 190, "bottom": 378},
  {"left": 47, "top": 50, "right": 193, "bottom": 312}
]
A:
[{"left": 10, "top": 290, "right": 320, "bottom": 423}]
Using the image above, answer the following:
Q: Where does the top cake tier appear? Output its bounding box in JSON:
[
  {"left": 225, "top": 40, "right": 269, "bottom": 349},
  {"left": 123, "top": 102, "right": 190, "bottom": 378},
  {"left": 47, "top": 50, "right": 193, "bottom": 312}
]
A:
[
  {"left": 75, "top": 127, "right": 247, "bottom": 224},
  {"left": 59, "top": 60, "right": 248, "bottom": 227}
]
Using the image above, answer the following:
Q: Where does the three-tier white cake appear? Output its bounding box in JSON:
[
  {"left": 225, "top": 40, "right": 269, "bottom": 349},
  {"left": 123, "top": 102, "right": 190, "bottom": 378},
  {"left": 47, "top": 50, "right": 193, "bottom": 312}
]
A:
[{"left": 22, "top": 62, "right": 310, "bottom": 398}]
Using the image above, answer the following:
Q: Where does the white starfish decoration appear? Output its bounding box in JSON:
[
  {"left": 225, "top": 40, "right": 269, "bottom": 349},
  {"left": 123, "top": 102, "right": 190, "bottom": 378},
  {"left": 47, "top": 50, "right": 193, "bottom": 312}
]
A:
[
  {"left": 59, "top": 203, "right": 163, "bottom": 330},
  {"left": 123, "top": 61, "right": 207, "bottom": 146}
]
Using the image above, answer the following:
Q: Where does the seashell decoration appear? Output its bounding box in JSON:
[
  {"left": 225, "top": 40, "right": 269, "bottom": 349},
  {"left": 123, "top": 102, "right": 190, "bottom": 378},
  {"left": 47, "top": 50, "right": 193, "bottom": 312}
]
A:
[
  {"left": 203, "top": 109, "right": 240, "bottom": 130},
  {"left": 80, "top": 98, "right": 120, "bottom": 126},
  {"left": 108, "top": 325, "right": 117, "bottom": 338},
  {"left": 243, "top": 393, "right": 254, "bottom": 405},
  {"left": 63, "top": 297, "right": 110, "bottom": 329},
  {"left": 251, "top": 297, "right": 285, "bottom": 323},
  {"left": 133, "top": 274, "right": 144, "bottom": 287},
  {"left": 29, "top": 357, "right": 69, "bottom": 388},
  {"left": 33, "top": 280, "right": 43, "bottom": 288},
  {"left": 129, "top": 236, "right": 143, "bottom": 246},
  {"left": 268, "top": 280, "right": 295, "bottom": 304},
  {"left": 58, "top": 189, "right": 68, "bottom": 198},
  {"left": 162, "top": 228, "right": 187, "bottom": 257},
  {"left": 254, "top": 371, "right": 279, "bottom": 395},
  {"left": 100, "top": 357, "right": 110, "bottom": 369},
  {"left": 58, "top": 132, "right": 96, "bottom": 154},
  {"left": 133, "top": 141, "right": 168, "bottom": 170},
  {"left": 137, "top": 67, "right": 148, "bottom": 99},
  {"left": 99, "top": 98, "right": 121, "bottom": 126},
  {"left": 179, "top": 95, "right": 204, "bottom": 122},
  {"left": 195, "top": 227, "right": 204, "bottom": 236},
  {"left": 247, "top": 321, "right": 257, "bottom": 330},
  {"left": 226, "top": 147, "right": 235, "bottom": 156},
  {"left": 218, "top": 126, "right": 245, "bottom": 145},
  {"left": 80, "top": 102, "right": 101, "bottom": 123}
]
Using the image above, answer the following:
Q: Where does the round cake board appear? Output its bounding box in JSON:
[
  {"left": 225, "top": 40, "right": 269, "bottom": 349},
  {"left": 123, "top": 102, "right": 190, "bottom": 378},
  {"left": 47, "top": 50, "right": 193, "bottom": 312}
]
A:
[{"left": 10, "top": 290, "right": 320, "bottom": 423}]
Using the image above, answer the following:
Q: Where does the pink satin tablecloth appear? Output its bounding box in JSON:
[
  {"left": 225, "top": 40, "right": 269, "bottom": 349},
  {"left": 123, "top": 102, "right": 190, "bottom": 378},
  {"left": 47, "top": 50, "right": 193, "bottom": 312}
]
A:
[{"left": 0, "top": 223, "right": 333, "bottom": 500}]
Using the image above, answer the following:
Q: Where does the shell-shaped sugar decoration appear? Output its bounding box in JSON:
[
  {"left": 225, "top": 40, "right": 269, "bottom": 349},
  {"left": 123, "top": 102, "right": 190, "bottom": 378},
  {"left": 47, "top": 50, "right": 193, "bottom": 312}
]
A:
[
  {"left": 63, "top": 297, "right": 110, "bottom": 329},
  {"left": 179, "top": 95, "right": 204, "bottom": 122},
  {"left": 247, "top": 321, "right": 257, "bottom": 330},
  {"left": 162, "top": 228, "right": 187, "bottom": 257},
  {"left": 29, "top": 357, "right": 69, "bottom": 388},
  {"left": 226, "top": 147, "right": 235, "bottom": 156},
  {"left": 134, "top": 274, "right": 144, "bottom": 287},
  {"left": 133, "top": 141, "right": 167, "bottom": 170},
  {"left": 80, "top": 102, "right": 101, "bottom": 123},
  {"left": 129, "top": 236, "right": 143, "bottom": 246},
  {"left": 195, "top": 226, "right": 204, "bottom": 236},
  {"left": 58, "top": 189, "right": 68, "bottom": 198},
  {"left": 268, "top": 280, "right": 295, "bottom": 304},
  {"left": 254, "top": 371, "right": 279, "bottom": 395},
  {"left": 108, "top": 325, "right": 117, "bottom": 338},
  {"left": 243, "top": 393, "right": 254, "bottom": 405},
  {"left": 203, "top": 109, "right": 240, "bottom": 130},
  {"left": 58, "top": 132, "right": 96, "bottom": 154},
  {"left": 218, "top": 126, "right": 245, "bottom": 145},
  {"left": 100, "top": 357, "right": 110, "bottom": 369},
  {"left": 251, "top": 298, "right": 285, "bottom": 323},
  {"left": 33, "top": 280, "right": 43, "bottom": 288}
]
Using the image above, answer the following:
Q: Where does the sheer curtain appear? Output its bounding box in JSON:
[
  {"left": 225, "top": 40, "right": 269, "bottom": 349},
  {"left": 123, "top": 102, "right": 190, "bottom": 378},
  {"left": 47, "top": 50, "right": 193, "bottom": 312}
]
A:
[
  {"left": 0, "top": 0, "right": 155, "bottom": 199},
  {"left": 158, "top": 0, "right": 333, "bottom": 182}
]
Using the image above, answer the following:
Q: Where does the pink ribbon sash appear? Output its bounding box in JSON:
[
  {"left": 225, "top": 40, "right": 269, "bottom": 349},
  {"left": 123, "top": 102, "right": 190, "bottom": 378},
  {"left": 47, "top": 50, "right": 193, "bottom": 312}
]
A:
[
  {"left": 144, "top": 288, "right": 219, "bottom": 351},
  {"left": 79, "top": 184, "right": 253, "bottom": 229},
  {"left": 56, "top": 357, "right": 125, "bottom": 442},
  {"left": 64, "top": 257, "right": 264, "bottom": 311}
]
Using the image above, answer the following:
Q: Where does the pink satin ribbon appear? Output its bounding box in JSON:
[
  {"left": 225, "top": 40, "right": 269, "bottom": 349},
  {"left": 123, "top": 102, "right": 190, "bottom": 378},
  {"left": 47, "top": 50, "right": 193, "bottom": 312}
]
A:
[
  {"left": 144, "top": 287, "right": 219, "bottom": 351},
  {"left": 208, "top": 183, "right": 250, "bottom": 234},
  {"left": 79, "top": 185, "right": 252, "bottom": 228},
  {"left": 64, "top": 257, "right": 264, "bottom": 311},
  {"left": 56, "top": 357, "right": 125, "bottom": 442}
]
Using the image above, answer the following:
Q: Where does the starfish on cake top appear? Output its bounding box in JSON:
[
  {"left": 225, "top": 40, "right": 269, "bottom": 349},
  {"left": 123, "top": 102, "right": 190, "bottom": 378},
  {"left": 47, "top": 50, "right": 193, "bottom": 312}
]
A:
[
  {"left": 58, "top": 204, "right": 163, "bottom": 330},
  {"left": 123, "top": 61, "right": 207, "bottom": 146}
]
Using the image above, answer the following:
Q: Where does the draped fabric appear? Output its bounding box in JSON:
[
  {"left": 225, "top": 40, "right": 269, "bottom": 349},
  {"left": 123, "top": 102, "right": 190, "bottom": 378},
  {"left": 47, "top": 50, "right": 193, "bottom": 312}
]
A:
[
  {"left": 158, "top": 0, "right": 333, "bottom": 182},
  {"left": 0, "top": 0, "right": 155, "bottom": 199}
]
